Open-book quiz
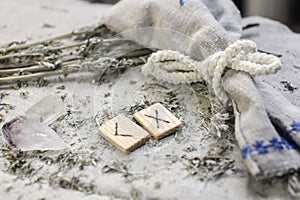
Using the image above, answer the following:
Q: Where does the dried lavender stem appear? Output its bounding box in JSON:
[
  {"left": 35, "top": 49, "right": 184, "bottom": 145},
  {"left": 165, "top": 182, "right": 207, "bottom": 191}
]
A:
[
  {"left": 0, "top": 62, "right": 37, "bottom": 70},
  {"left": 60, "top": 60, "right": 81, "bottom": 67},
  {"left": 0, "top": 57, "right": 82, "bottom": 70},
  {"left": 0, "top": 52, "right": 43, "bottom": 61},
  {"left": 0, "top": 68, "right": 79, "bottom": 84},
  {"left": 0, "top": 59, "right": 81, "bottom": 75},
  {"left": 48, "top": 42, "right": 87, "bottom": 51},
  {"left": 0, "top": 65, "right": 50, "bottom": 75},
  {"left": 48, "top": 38, "right": 121, "bottom": 52},
  {"left": 0, "top": 38, "right": 122, "bottom": 62},
  {"left": 0, "top": 26, "right": 107, "bottom": 53}
]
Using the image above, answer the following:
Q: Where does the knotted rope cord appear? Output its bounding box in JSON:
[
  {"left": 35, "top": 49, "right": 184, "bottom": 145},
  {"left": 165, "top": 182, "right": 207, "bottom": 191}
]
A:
[{"left": 142, "top": 40, "right": 281, "bottom": 105}]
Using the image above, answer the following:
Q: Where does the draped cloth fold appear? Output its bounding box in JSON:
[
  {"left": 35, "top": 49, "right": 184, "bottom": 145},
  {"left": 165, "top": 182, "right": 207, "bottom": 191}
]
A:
[{"left": 103, "top": 0, "right": 300, "bottom": 179}]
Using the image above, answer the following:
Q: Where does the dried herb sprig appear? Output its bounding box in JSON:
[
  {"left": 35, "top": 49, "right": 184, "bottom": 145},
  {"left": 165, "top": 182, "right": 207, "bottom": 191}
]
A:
[
  {"left": 49, "top": 174, "right": 96, "bottom": 194},
  {"left": 0, "top": 26, "right": 98, "bottom": 84},
  {"left": 0, "top": 145, "right": 35, "bottom": 176},
  {"left": 0, "top": 144, "right": 100, "bottom": 193},
  {"left": 55, "top": 150, "right": 98, "bottom": 170},
  {"left": 184, "top": 155, "right": 235, "bottom": 181},
  {"left": 0, "top": 25, "right": 108, "bottom": 54},
  {"left": 0, "top": 24, "right": 151, "bottom": 85}
]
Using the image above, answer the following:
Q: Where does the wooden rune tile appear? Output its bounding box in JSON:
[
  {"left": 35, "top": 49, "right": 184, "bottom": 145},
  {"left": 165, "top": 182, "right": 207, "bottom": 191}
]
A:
[
  {"left": 133, "top": 103, "right": 182, "bottom": 140},
  {"left": 98, "top": 114, "right": 150, "bottom": 152}
]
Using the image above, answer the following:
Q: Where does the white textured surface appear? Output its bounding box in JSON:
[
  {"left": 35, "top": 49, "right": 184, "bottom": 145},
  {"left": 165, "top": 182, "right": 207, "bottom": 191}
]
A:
[
  {"left": 0, "top": 1, "right": 296, "bottom": 200},
  {"left": 0, "top": 0, "right": 110, "bottom": 44}
]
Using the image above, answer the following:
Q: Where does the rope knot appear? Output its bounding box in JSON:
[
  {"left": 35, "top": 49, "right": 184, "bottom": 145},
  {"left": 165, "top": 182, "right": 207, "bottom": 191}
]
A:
[{"left": 142, "top": 39, "right": 281, "bottom": 105}]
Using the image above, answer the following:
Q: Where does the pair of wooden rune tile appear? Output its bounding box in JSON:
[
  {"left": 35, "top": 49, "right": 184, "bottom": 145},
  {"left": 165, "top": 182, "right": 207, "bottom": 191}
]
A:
[{"left": 98, "top": 103, "right": 182, "bottom": 152}]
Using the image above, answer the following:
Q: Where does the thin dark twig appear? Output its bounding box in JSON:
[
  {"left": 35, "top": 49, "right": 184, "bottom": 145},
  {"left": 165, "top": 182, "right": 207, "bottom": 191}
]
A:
[
  {"left": 258, "top": 49, "right": 282, "bottom": 57},
  {"left": 0, "top": 68, "right": 79, "bottom": 84},
  {"left": 242, "top": 23, "right": 260, "bottom": 30}
]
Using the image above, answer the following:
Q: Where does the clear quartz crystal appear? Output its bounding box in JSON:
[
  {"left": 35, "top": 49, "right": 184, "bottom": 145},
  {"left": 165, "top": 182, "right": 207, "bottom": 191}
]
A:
[
  {"left": 2, "top": 95, "right": 70, "bottom": 151},
  {"left": 25, "top": 95, "right": 65, "bottom": 125}
]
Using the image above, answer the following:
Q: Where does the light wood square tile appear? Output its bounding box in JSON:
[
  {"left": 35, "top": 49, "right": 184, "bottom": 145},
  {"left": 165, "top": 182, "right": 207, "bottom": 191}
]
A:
[
  {"left": 98, "top": 114, "right": 150, "bottom": 152},
  {"left": 133, "top": 103, "right": 182, "bottom": 140}
]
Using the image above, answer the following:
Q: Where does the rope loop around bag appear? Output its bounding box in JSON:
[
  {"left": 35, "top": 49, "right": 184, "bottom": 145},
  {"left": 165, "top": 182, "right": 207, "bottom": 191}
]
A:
[{"left": 142, "top": 39, "right": 281, "bottom": 105}]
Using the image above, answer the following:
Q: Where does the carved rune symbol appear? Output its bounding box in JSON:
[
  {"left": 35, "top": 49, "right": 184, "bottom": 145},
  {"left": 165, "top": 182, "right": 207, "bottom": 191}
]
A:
[
  {"left": 144, "top": 109, "right": 170, "bottom": 128},
  {"left": 114, "top": 122, "right": 132, "bottom": 137}
]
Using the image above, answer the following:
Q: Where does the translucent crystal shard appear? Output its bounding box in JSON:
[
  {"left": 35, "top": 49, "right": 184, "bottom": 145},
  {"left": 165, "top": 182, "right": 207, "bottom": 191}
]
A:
[
  {"left": 25, "top": 95, "right": 65, "bottom": 125},
  {"left": 2, "top": 95, "right": 69, "bottom": 151}
]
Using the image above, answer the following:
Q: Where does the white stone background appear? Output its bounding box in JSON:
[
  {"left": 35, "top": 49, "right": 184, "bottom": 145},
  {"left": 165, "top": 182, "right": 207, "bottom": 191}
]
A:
[{"left": 0, "top": 0, "right": 297, "bottom": 200}]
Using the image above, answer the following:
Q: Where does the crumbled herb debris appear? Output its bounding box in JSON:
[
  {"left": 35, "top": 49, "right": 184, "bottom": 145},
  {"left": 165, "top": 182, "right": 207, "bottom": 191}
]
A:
[
  {"left": 181, "top": 133, "right": 236, "bottom": 181},
  {"left": 126, "top": 95, "right": 152, "bottom": 115},
  {"left": 94, "top": 109, "right": 114, "bottom": 127},
  {"left": 35, "top": 78, "right": 49, "bottom": 88},
  {"left": 20, "top": 91, "right": 29, "bottom": 99},
  {"left": 183, "top": 156, "right": 235, "bottom": 181},
  {"left": 78, "top": 96, "right": 91, "bottom": 106},
  {"left": 0, "top": 144, "right": 99, "bottom": 193},
  {"left": 129, "top": 80, "right": 137, "bottom": 84},
  {"left": 142, "top": 82, "right": 180, "bottom": 108},
  {"left": 55, "top": 150, "right": 98, "bottom": 170},
  {"left": 0, "top": 92, "right": 10, "bottom": 122},
  {"left": 5, "top": 186, "right": 14, "bottom": 193},
  {"left": 141, "top": 83, "right": 169, "bottom": 91},
  {"left": 280, "top": 80, "right": 298, "bottom": 92},
  {"left": 0, "top": 101, "right": 15, "bottom": 122},
  {"left": 130, "top": 188, "right": 144, "bottom": 200},
  {"left": 1, "top": 146, "right": 98, "bottom": 172},
  {"left": 207, "top": 137, "right": 234, "bottom": 156},
  {"left": 49, "top": 175, "right": 95, "bottom": 194},
  {"left": 1, "top": 146, "right": 35, "bottom": 176},
  {"left": 0, "top": 102, "right": 14, "bottom": 112},
  {"left": 56, "top": 85, "right": 65, "bottom": 90},
  {"left": 0, "top": 92, "right": 9, "bottom": 101},
  {"left": 183, "top": 145, "right": 197, "bottom": 153},
  {"left": 42, "top": 23, "right": 55, "bottom": 29},
  {"left": 0, "top": 24, "right": 7, "bottom": 29},
  {"left": 163, "top": 91, "right": 180, "bottom": 112},
  {"left": 104, "top": 92, "right": 110, "bottom": 97},
  {"left": 94, "top": 57, "right": 145, "bottom": 84},
  {"left": 166, "top": 154, "right": 180, "bottom": 164},
  {"left": 102, "top": 161, "right": 131, "bottom": 177},
  {"left": 154, "top": 181, "right": 161, "bottom": 189}
]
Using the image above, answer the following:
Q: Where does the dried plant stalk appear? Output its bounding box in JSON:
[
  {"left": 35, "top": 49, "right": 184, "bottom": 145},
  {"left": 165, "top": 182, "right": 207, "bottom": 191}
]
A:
[
  {"left": 0, "top": 53, "right": 43, "bottom": 61},
  {"left": 0, "top": 25, "right": 108, "bottom": 54},
  {"left": 0, "top": 67, "right": 79, "bottom": 84},
  {"left": 0, "top": 24, "right": 151, "bottom": 85}
]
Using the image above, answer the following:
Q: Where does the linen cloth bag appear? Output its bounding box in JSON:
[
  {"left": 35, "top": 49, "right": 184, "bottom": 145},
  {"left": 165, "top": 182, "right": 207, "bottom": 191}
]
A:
[{"left": 103, "top": 0, "right": 300, "bottom": 179}]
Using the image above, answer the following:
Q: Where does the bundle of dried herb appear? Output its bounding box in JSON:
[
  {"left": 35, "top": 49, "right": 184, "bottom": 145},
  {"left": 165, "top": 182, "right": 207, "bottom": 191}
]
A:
[{"left": 0, "top": 25, "right": 151, "bottom": 85}]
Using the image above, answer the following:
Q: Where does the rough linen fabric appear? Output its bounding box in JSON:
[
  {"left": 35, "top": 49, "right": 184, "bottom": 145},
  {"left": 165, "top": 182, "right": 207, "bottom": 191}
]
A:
[
  {"left": 103, "top": 0, "right": 300, "bottom": 179},
  {"left": 243, "top": 16, "right": 300, "bottom": 155},
  {"left": 223, "top": 71, "right": 300, "bottom": 178},
  {"left": 103, "top": 0, "right": 241, "bottom": 60}
]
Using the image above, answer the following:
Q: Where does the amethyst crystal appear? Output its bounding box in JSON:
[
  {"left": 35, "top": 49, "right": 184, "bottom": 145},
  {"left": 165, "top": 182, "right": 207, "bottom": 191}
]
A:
[{"left": 2, "top": 95, "right": 69, "bottom": 151}]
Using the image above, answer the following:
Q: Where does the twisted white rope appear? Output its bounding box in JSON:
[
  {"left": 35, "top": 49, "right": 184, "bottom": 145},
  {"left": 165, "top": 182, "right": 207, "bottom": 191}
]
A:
[{"left": 142, "top": 40, "right": 281, "bottom": 104}]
